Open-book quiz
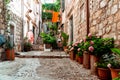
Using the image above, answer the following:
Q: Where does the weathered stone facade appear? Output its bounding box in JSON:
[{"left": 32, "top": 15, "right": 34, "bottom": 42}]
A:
[
  {"left": 89, "top": 0, "right": 120, "bottom": 44},
  {"left": 62, "top": 0, "right": 120, "bottom": 44},
  {"left": 9, "top": 11, "right": 23, "bottom": 52},
  {"left": 62, "top": 0, "right": 87, "bottom": 42},
  {"left": 0, "top": 0, "right": 6, "bottom": 30}
]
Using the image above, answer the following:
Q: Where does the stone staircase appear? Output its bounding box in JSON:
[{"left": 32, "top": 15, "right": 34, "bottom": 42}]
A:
[{"left": 32, "top": 36, "right": 44, "bottom": 51}]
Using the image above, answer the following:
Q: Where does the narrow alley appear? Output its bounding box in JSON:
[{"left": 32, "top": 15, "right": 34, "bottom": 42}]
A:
[{"left": 0, "top": 0, "right": 120, "bottom": 80}]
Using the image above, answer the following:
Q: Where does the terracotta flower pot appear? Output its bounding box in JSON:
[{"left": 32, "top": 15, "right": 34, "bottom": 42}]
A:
[
  {"left": 75, "top": 54, "right": 79, "bottom": 62},
  {"left": 90, "top": 55, "right": 99, "bottom": 75},
  {"left": 97, "top": 68, "right": 111, "bottom": 80},
  {"left": 63, "top": 46, "right": 67, "bottom": 51},
  {"left": 110, "top": 68, "right": 120, "bottom": 79},
  {"left": 78, "top": 56, "right": 83, "bottom": 64},
  {"left": 69, "top": 51, "right": 75, "bottom": 60},
  {"left": 83, "top": 51, "right": 90, "bottom": 69},
  {"left": 6, "top": 49, "right": 15, "bottom": 60}
]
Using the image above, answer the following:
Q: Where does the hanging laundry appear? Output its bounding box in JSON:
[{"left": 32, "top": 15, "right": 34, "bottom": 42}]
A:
[
  {"left": 52, "top": 12, "right": 59, "bottom": 23},
  {"left": 27, "top": 30, "right": 34, "bottom": 44}
]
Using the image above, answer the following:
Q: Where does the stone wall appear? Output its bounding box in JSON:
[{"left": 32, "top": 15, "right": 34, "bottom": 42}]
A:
[
  {"left": 89, "top": 0, "right": 120, "bottom": 44},
  {"left": 63, "top": 0, "right": 87, "bottom": 42},
  {"left": 9, "top": 11, "right": 23, "bottom": 52},
  {"left": 0, "top": 0, "right": 6, "bottom": 30},
  {"left": 73, "top": 0, "right": 87, "bottom": 41},
  {"left": 63, "top": 0, "right": 120, "bottom": 44}
]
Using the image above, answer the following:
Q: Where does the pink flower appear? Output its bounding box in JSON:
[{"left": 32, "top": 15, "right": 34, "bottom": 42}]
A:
[
  {"left": 77, "top": 48, "right": 81, "bottom": 51},
  {"left": 84, "top": 38, "right": 86, "bottom": 42},
  {"left": 88, "top": 33, "right": 92, "bottom": 38},
  {"left": 70, "top": 47, "right": 74, "bottom": 51},
  {"left": 107, "top": 63, "right": 111, "bottom": 68},
  {"left": 72, "top": 43, "right": 75, "bottom": 46},
  {"left": 80, "top": 39, "right": 83, "bottom": 43},
  {"left": 90, "top": 41, "right": 94, "bottom": 45},
  {"left": 88, "top": 46, "right": 94, "bottom": 52},
  {"left": 74, "top": 43, "right": 78, "bottom": 46}
]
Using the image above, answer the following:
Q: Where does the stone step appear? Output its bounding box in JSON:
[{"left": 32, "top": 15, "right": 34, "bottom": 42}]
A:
[
  {"left": 16, "top": 55, "right": 69, "bottom": 58},
  {"left": 32, "top": 44, "right": 44, "bottom": 51}
]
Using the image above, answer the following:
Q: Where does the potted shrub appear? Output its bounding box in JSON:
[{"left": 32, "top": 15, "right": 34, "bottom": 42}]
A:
[
  {"left": 68, "top": 42, "right": 77, "bottom": 60},
  {"left": 40, "top": 32, "right": 56, "bottom": 50},
  {"left": 89, "top": 38, "right": 114, "bottom": 74},
  {"left": 108, "top": 48, "right": 120, "bottom": 79},
  {"left": 5, "top": 36, "right": 15, "bottom": 60},
  {"left": 24, "top": 41, "right": 32, "bottom": 52},
  {"left": 61, "top": 32, "right": 69, "bottom": 51},
  {"left": 0, "top": 34, "right": 6, "bottom": 60},
  {"left": 97, "top": 54, "right": 112, "bottom": 80},
  {"left": 83, "top": 33, "right": 98, "bottom": 69},
  {"left": 76, "top": 40, "right": 84, "bottom": 64},
  {"left": 23, "top": 37, "right": 32, "bottom": 52}
]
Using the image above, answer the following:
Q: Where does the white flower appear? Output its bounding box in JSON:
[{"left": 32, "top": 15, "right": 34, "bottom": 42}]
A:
[{"left": 107, "top": 63, "right": 111, "bottom": 68}]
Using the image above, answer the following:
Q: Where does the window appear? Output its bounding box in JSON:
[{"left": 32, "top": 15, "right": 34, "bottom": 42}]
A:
[{"left": 61, "top": 0, "right": 65, "bottom": 12}]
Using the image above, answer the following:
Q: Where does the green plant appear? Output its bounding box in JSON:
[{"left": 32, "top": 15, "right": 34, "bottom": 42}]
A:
[
  {"left": 87, "top": 38, "right": 114, "bottom": 57},
  {"left": 61, "top": 32, "right": 69, "bottom": 46},
  {"left": 107, "top": 48, "right": 120, "bottom": 69},
  {"left": 5, "top": 36, "right": 14, "bottom": 50},
  {"left": 40, "top": 32, "right": 56, "bottom": 44},
  {"left": 77, "top": 41, "right": 84, "bottom": 56},
  {"left": 111, "top": 48, "right": 120, "bottom": 55},
  {"left": 24, "top": 42, "right": 32, "bottom": 48},
  {"left": 0, "top": 34, "right": 6, "bottom": 47},
  {"left": 97, "top": 54, "right": 113, "bottom": 68}
]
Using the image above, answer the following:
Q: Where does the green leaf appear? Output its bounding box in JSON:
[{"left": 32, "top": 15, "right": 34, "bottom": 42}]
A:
[{"left": 111, "top": 48, "right": 120, "bottom": 55}]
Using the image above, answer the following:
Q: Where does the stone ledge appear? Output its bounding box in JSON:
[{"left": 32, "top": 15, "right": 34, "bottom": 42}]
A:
[{"left": 16, "top": 55, "right": 69, "bottom": 58}]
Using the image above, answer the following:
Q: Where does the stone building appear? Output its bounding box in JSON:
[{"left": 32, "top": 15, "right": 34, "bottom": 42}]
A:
[
  {"left": 0, "top": 0, "right": 6, "bottom": 33},
  {"left": 9, "top": 11, "right": 23, "bottom": 52},
  {"left": 7, "top": 0, "right": 42, "bottom": 51},
  {"left": 61, "top": 0, "right": 120, "bottom": 44}
]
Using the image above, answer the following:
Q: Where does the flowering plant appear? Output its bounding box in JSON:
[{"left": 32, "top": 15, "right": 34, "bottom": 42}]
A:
[
  {"left": 107, "top": 48, "right": 120, "bottom": 69},
  {"left": 83, "top": 33, "right": 114, "bottom": 57},
  {"left": 97, "top": 54, "right": 113, "bottom": 69},
  {"left": 83, "top": 33, "right": 98, "bottom": 52},
  {"left": 77, "top": 40, "right": 84, "bottom": 56}
]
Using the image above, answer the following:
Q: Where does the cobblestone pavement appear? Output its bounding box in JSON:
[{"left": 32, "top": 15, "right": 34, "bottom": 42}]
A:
[
  {"left": 0, "top": 51, "right": 100, "bottom": 80},
  {"left": 37, "top": 58, "right": 100, "bottom": 80}
]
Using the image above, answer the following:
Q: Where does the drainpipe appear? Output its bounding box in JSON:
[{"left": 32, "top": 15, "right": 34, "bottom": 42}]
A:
[
  {"left": 86, "top": 0, "right": 89, "bottom": 35},
  {"left": 21, "top": 0, "right": 24, "bottom": 51}
]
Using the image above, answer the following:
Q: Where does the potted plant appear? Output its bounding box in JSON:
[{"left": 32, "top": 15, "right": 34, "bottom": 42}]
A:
[
  {"left": 68, "top": 42, "right": 76, "bottom": 60},
  {"left": 97, "top": 54, "right": 112, "bottom": 80},
  {"left": 76, "top": 40, "right": 84, "bottom": 64},
  {"left": 40, "top": 32, "right": 56, "bottom": 50},
  {"left": 0, "top": 34, "right": 6, "bottom": 60},
  {"left": 108, "top": 48, "right": 120, "bottom": 79},
  {"left": 5, "top": 36, "right": 15, "bottom": 60},
  {"left": 89, "top": 38, "right": 114, "bottom": 74},
  {"left": 83, "top": 33, "right": 98, "bottom": 69},
  {"left": 23, "top": 41, "right": 32, "bottom": 52},
  {"left": 61, "top": 32, "right": 69, "bottom": 51},
  {"left": 23, "top": 37, "right": 32, "bottom": 52}
]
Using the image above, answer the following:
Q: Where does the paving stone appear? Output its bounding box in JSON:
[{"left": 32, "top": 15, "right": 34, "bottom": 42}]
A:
[{"left": 0, "top": 51, "right": 100, "bottom": 80}]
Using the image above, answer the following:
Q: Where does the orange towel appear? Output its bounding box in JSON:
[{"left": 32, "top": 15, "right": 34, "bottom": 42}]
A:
[{"left": 52, "top": 12, "right": 59, "bottom": 23}]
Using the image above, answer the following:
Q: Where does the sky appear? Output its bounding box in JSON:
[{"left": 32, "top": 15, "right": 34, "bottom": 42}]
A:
[{"left": 41, "top": 0, "right": 56, "bottom": 4}]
